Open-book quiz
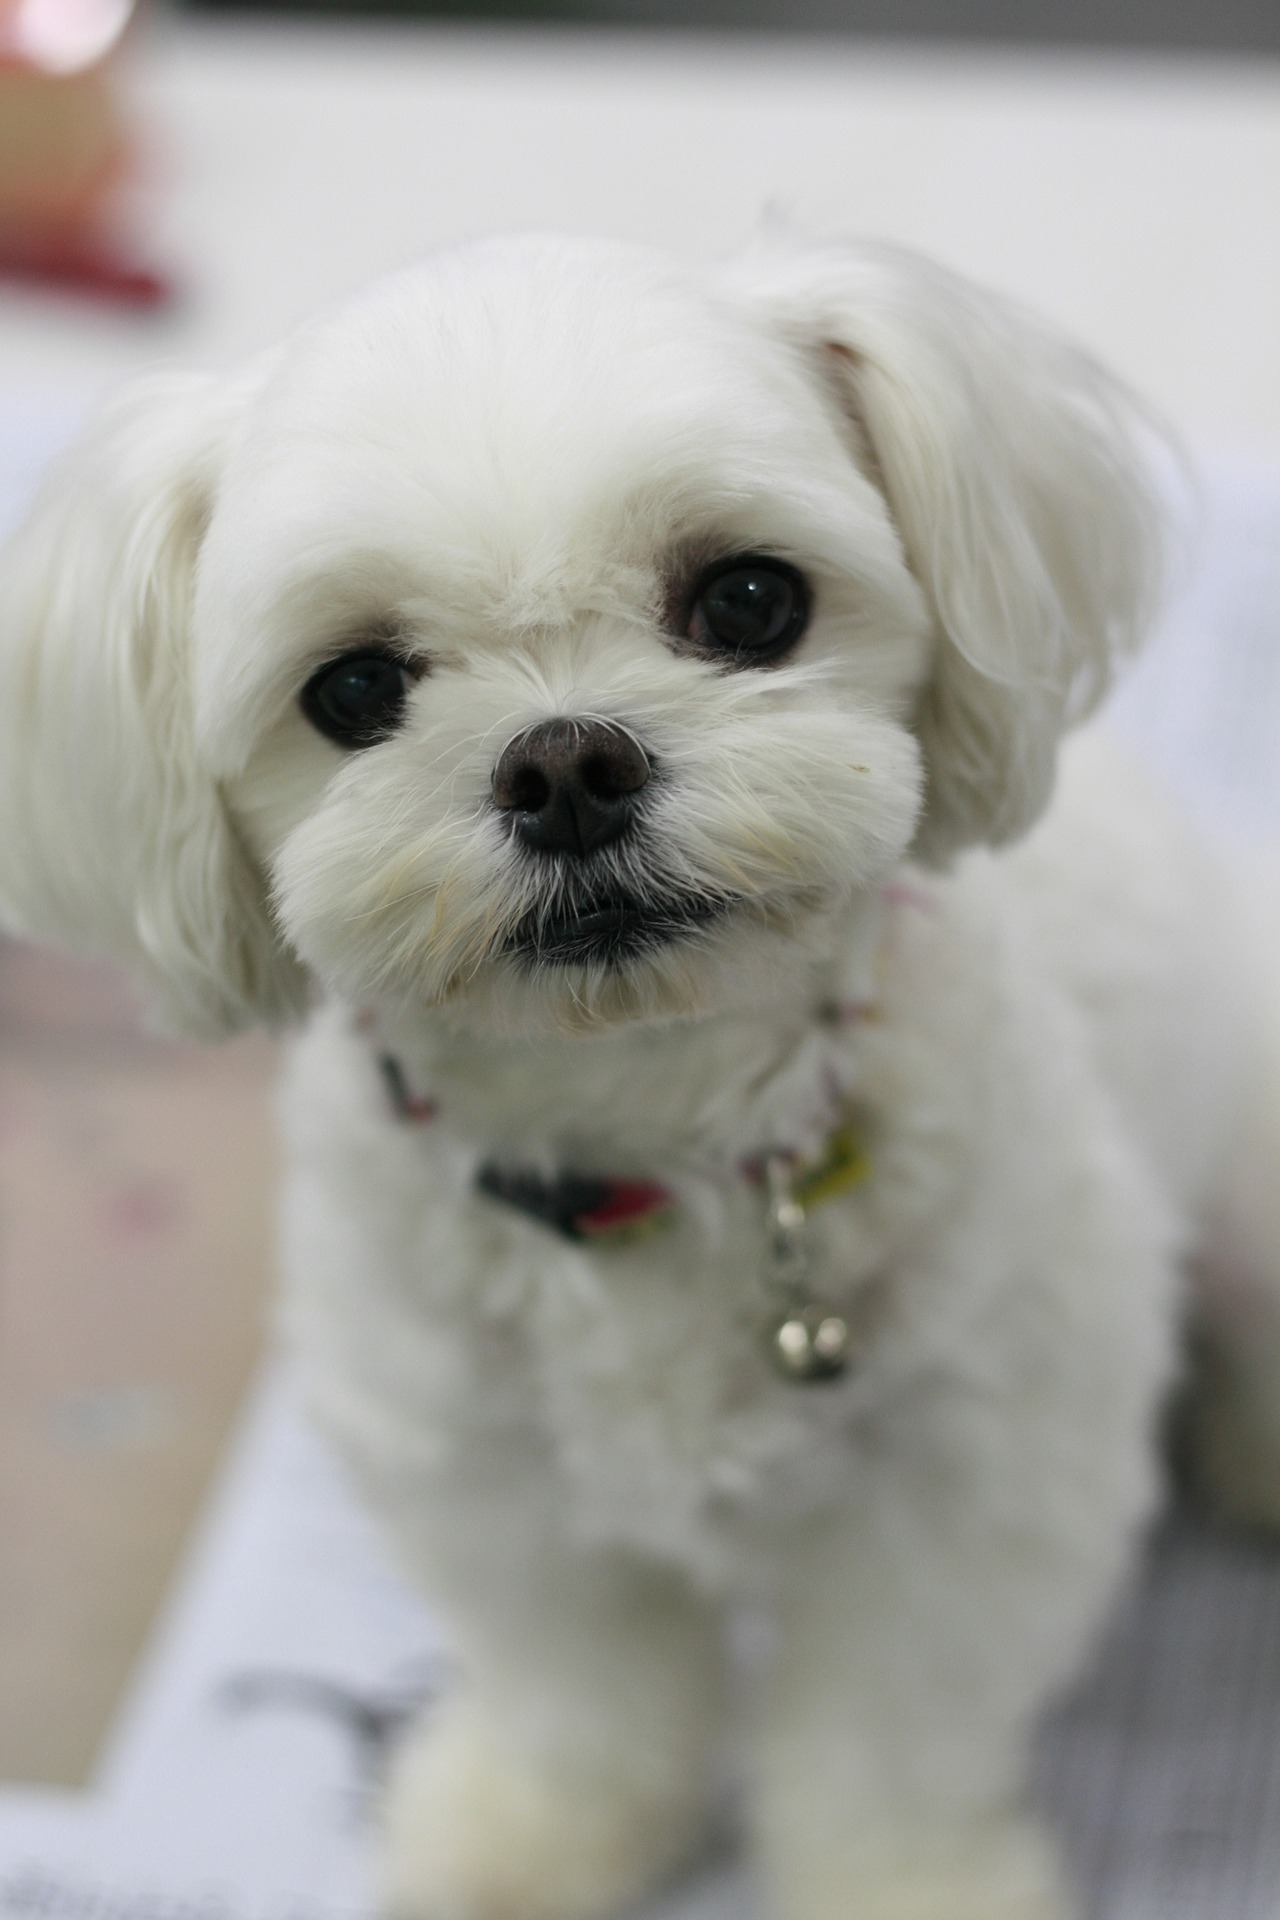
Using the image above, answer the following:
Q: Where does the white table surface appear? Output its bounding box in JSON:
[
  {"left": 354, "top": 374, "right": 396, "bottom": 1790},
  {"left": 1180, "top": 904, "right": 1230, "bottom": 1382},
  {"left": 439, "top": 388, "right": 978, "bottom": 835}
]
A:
[{"left": 1, "top": 16, "right": 1278, "bottom": 460}]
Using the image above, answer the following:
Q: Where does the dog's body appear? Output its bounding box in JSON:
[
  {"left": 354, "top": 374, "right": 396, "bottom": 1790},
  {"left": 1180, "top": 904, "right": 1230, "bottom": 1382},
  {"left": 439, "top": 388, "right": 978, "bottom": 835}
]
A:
[
  {"left": 280, "top": 735, "right": 1257, "bottom": 1920},
  {"left": 288, "top": 736, "right": 1242, "bottom": 1592},
  {"left": 1, "top": 234, "right": 1278, "bottom": 1919}
]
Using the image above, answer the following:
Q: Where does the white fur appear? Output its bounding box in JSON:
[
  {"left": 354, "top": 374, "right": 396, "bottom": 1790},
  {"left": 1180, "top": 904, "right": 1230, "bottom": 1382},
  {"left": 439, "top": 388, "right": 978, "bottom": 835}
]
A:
[{"left": 0, "top": 234, "right": 1275, "bottom": 1920}]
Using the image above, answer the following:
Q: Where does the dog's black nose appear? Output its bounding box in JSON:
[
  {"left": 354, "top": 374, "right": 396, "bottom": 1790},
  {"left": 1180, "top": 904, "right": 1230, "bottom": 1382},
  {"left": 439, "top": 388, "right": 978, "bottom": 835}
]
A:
[{"left": 492, "top": 719, "right": 650, "bottom": 859}]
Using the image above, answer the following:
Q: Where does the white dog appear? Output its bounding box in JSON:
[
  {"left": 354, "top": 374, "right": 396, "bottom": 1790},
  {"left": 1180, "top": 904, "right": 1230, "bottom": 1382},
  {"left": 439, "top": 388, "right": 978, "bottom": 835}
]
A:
[{"left": 1, "top": 234, "right": 1278, "bottom": 1920}]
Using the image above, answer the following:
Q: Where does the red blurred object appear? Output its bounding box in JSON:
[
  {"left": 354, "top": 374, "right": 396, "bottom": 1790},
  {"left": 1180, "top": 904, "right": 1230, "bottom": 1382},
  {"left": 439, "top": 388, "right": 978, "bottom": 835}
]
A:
[
  {"left": 0, "top": 0, "right": 173, "bottom": 307},
  {"left": 0, "top": 229, "right": 168, "bottom": 301}
]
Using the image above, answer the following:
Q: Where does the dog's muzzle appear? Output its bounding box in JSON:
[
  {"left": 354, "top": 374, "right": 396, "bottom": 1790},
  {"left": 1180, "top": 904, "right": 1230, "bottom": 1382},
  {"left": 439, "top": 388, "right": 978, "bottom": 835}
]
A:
[
  {"left": 492, "top": 717, "right": 650, "bottom": 860},
  {"left": 493, "top": 716, "right": 731, "bottom": 967}
]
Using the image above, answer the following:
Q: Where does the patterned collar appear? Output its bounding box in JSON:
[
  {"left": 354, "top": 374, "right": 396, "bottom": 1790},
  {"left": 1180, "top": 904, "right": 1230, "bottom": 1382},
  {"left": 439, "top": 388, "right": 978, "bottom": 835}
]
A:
[
  {"left": 376, "top": 1047, "right": 867, "bottom": 1239},
  {"left": 375, "top": 1042, "right": 874, "bottom": 1384}
]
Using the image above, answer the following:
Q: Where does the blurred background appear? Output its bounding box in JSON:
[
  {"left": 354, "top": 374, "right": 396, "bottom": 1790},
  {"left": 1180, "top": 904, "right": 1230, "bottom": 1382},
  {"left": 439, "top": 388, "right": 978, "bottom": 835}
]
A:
[
  {"left": 0, "top": 0, "right": 1278, "bottom": 1858},
  {"left": 169, "top": 0, "right": 1280, "bottom": 45}
]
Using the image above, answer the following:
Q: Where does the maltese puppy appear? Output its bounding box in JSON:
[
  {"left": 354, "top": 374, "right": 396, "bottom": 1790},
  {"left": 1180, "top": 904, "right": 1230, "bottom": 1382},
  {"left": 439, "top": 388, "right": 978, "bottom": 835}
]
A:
[{"left": 1, "top": 234, "right": 1278, "bottom": 1920}]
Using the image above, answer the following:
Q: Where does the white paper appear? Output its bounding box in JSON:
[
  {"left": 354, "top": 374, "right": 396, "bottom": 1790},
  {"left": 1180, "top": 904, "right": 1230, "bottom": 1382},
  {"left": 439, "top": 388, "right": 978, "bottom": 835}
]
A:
[{"left": 0, "top": 1370, "right": 439, "bottom": 1919}]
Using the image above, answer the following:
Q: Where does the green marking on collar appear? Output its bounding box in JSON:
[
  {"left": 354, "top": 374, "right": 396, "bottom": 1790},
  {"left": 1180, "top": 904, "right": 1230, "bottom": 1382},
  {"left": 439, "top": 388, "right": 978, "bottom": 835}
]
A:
[{"left": 789, "top": 1124, "right": 871, "bottom": 1210}]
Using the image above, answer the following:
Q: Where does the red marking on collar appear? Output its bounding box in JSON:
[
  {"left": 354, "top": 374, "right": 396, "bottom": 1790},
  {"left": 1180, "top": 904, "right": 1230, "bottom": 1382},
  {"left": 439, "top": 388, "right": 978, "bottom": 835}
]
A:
[
  {"left": 577, "top": 1180, "right": 674, "bottom": 1237},
  {"left": 379, "top": 1054, "right": 438, "bottom": 1126}
]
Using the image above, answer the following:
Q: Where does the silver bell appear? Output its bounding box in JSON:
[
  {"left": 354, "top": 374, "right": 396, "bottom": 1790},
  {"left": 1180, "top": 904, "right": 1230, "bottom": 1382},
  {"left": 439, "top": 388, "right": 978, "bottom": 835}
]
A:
[{"left": 771, "top": 1304, "right": 854, "bottom": 1383}]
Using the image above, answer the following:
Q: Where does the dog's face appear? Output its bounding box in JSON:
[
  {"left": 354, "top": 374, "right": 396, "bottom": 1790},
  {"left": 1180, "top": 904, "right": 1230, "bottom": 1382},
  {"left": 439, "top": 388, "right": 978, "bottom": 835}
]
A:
[
  {"left": 0, "top": 236, "right": 1161, "bottom": 1037},
  {"left": 204, "top": 242, "right": 929, "bottom": 1033}
]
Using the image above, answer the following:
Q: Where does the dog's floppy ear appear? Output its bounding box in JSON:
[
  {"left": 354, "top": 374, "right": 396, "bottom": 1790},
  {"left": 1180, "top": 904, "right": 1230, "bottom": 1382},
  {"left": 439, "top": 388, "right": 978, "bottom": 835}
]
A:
[
  {"left": 730, "top": 242, "right": 1165, "bottom": 861},
  {"left": 0, "top": 371, "right": 307, "bottom": 1035}
]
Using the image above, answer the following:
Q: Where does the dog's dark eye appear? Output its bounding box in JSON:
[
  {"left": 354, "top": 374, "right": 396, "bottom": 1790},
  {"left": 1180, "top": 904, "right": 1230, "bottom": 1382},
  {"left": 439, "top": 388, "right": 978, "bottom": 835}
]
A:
[
  {"left": 301, "top": 650, "right": 416, "bottom": 749},
  {"left": 686, "top": 557, "right": 809, "bottom": 665}
]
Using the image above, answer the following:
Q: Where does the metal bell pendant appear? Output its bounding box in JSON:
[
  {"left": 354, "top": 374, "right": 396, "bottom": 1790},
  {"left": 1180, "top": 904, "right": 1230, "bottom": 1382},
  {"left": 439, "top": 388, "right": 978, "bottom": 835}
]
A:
[
  {"left": 771, "top": 1303, "right": 854, "bottom": 1383},
  {"left": 762, "top": 1153, "right": 857, "bottom": 1385}
]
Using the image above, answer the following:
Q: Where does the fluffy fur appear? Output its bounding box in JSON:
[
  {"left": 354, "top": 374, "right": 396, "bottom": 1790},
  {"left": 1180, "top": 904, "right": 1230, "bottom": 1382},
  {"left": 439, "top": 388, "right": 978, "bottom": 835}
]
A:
[{"left": 1, "top": 234, "right": 1278, "bottom": 1920}]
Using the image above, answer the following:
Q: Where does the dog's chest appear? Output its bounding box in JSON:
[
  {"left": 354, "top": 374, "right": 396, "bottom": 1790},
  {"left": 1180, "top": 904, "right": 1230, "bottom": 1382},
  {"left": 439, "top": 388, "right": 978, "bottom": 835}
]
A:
[
  {"left": 280, "top": 931, "right": 966, "bottom": 1579},
  {"left": 284, "top": 1050, "right": 897, "bottom": 1581},
  {"left": 502, "top": 1197, "right": 875, "bottom": 1567}
]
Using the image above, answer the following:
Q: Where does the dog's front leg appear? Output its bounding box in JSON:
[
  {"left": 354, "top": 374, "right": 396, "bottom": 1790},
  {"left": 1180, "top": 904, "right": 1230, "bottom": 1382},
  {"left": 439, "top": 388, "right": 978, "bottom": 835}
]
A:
[
  {"left": 749, "top": 1378, "right": 1153, "bottom": 1920},
  {"left": 380, "top": 1534, "right": 725, "bottom": 1920}
]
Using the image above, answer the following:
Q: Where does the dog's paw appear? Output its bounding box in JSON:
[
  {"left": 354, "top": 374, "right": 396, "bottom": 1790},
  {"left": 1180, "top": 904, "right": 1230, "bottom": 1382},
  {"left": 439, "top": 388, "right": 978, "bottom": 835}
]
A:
[
  {"left": 380, "top": 1699, "right": 706, "bottom": 1920},
  {"left": 762, "top": 1815, "right": 1073, "bottom": 1920}
]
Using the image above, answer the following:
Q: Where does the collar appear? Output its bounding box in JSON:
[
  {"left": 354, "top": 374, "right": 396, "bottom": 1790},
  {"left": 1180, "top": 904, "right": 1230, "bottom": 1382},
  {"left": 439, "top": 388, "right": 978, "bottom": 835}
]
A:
[
  {"left": 377, "top": 1046, "right": 869, "bottom": 1238},
  {"left": 375, "top": 1041, "right": 874, "bottom": 1385}
]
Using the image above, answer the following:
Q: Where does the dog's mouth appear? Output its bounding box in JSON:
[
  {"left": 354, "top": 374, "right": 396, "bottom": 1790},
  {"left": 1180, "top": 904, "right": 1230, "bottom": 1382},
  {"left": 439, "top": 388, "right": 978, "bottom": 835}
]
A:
[{"left": 506, "top": 888, "right": 731, "bottom": 968}]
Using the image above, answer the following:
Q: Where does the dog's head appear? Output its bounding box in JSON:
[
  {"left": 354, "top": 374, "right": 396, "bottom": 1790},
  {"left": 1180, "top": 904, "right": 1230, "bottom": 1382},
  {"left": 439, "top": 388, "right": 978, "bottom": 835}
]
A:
[{"left": 0, "top": 236, "right": 1161, "bottom": 1036}]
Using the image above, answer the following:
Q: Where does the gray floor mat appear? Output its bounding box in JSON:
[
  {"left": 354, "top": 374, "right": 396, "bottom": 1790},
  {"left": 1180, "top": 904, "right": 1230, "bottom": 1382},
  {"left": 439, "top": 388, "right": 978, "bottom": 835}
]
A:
[
  {"left": 1036, "top": 1515, "right": 1280, "bottom": 1918},
  {"left": 1043, "top": 463, "right": 1280, "bottom": 1916}
]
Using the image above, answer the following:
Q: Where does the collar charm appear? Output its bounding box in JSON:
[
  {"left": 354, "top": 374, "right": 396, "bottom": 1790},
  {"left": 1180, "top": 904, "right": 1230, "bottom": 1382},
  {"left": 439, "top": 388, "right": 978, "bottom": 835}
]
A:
[{"left": 763, "top": 1152, "right": 861, "bottom": 1385}]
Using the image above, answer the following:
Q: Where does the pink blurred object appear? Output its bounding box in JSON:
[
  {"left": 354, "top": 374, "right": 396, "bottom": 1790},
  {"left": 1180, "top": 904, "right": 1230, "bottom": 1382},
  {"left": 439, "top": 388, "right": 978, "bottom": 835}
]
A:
[
  {"left": 0, "top": 0, "right": 173, "bottom": 307},
  {"left": 1, "top": 0, "right": 135, "bottom": 73}
]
